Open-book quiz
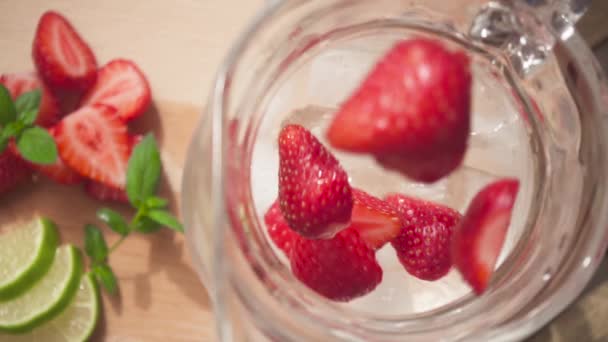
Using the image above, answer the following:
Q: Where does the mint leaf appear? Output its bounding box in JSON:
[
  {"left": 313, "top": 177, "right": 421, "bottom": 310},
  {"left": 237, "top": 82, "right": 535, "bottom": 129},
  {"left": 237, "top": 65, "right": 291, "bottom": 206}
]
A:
[
  {"left": 3, "top": 121, "right": 22, "bottom": 138},
  {"left": 146, "top": 210, "right": 183, "bottom": 232},
  {"left": 97, "top": 208, "right": 129, "bottom": 236},
  {"left": 16, "top": 127, "right": 57, "bottom": 165},
  {"left": 94, "top": 264, "right": 118, "bottom": 295},
  {"left": 84, "top": 224, "right": 108, "bottom": 263},
  {"left": 134, "top": 217, "right": 162, "bottom": 234},
  {"left": 14, "top": 89, "right": 41, "bottom": 114},
  {"left": 0, "top": 84, "right": 16, "bottom": 125},
  {"left": 18, "top": 109, "right": 38, "bottom": 126},
  {"left": 126, "top": 134, "right": 161, "bottom": 207},
  {"left": 145, "top": 196, "right": 168, "bottom": 209}
]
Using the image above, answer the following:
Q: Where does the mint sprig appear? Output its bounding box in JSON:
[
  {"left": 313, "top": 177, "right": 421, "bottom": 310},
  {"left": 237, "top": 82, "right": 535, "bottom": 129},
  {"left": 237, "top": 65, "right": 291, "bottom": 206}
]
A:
[
  {"left": 83, "top": 133, "right": 183, "bottom": 295},
  {"left": 0, "top": 84, "right": 57, "bottom": 165}
]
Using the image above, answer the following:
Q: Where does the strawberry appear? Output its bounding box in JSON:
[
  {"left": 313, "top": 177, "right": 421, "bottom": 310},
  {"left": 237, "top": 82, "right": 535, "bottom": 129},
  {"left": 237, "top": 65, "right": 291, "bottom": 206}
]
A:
[
  {"left": 32, "top": 11, "right": 97, "bottom": 91},
  {"left": 54, "top": 104, "right": 129, "bottom": 189},
  {"left": 451, "top": 179, "right": 520, "bottom": 295},
  {"left": 278, "top": 124, "right": 353, "bottom": 239},
  {"left": 84, "top": 181, "right": 129, "bottom": 203},
  {"left": 0, "top": 72, "right": 60, "bottom": 127},
  {"left": 350, "top": 188, "right": 402, "bottom": 249},
  {"left": 264, "top": 200, "right": 302, "bottom": 256},
  {"left": 0, "top": 149, "right": 32, "bottom": 194},
  {"left": 80, "top": 59, "right": 151, "bottom": 122},
  {"left": 326, "top": 38, "right": 472, "bottom": 183},
  {"left": 83, "top": 133, "right": 143, "bottom": 203},
  {"left": 385, "top": 194, "right": 461, "bottom": 281},
  {"left": 290, "top": 228, "right": 382, "bottom": 301}
]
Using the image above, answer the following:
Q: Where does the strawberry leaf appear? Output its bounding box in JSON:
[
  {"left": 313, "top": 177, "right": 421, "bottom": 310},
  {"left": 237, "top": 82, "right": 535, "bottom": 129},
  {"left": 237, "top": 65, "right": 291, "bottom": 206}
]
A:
[
  {"left": 16, "top": 126, "right": 57, "bottom": 165},
  {"left": 97, "top": 208, "right": 129, "bottom": 236},
  {"left": 84, "top": 224, "right": 108, "bottom": 263},
  {"left": 0, "top": 84, "right": 16, "bottom": 125},
  {"left": 93, "top": 264, "right": 118, "bottom": 295},
  {"left": 126, "top": 133, "right": 161, "bottom": 207},
  {"left": 146, "top": 210, "right": 183, "bottom": 232},
  {"left": 14, "top": 89, "right": 41, "bottom": 115}
]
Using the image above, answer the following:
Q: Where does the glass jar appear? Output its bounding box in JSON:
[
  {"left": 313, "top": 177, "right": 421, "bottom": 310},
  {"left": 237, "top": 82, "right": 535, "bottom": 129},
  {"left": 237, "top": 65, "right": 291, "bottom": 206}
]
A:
[{"left": 182, "top": 0, "right": 608, "bottom": 340}]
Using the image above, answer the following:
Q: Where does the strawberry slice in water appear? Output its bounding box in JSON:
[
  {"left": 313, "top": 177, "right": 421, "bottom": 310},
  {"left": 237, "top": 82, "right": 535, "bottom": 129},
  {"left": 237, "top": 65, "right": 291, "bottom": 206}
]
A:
[
  {"left": 81, "top": 59, "right": 151, "bottom": 122},
  {"left": 451, "top": 179, "right": 520, "bottom": 294},
  {"left": 350, "top": 188, "right": 402, "bottom": 250},
  {"left": 54, "top": 104, "right": 129, "bottom": 189},
  {"left": 32, "top": 11, "right": 98, "bottom": 91}
]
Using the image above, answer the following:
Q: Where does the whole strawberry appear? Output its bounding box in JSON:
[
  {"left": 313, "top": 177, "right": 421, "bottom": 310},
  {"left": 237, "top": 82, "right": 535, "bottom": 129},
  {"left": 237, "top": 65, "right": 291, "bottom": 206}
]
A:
[
  {"left": 0, "top": 149, "right": 31, "bottom": 194},
  {"left": 386, "top": 194, "right": 461, "bottom": 281},
  {"left": 290, "top": 228, "right": 382, "bottom": 301},
  {"left": 278, "top": 124, "right": 353, "bottom": 239},
  {"left": 327, "top": 38, "right": 471, "bottom": 183},
  {"left": 264, "top": 200, "right": 302, "bottom": 257},
  {"left": 451, "top": 179, "right": 520, "bottom": 294}
]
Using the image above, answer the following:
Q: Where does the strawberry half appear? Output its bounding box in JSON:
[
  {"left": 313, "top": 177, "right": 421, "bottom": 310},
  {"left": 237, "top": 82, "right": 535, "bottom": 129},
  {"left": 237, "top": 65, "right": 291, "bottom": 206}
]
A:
[
  {"left": 278, "top": 124, "right": 353, "bottom": 239},
  {"left": 80, "top": 59, "right": 151, "bottom": 122},
  {"left": 32, "top": 11, "right": 97, "bottom": 91},
  {"left": 54, "top": 104, "right": 129, "bottom": 189},
  {"left": 290, "top": 228, "right": 382, "bottom": 301},
  {"left": 350, "top": 188, "right": 402, "bottom": 249},
  {"left": 386, "top": 194, "right": 462, "bottom": 281},
  {"left": 0, "top": 72, "right": 60, "bottom": 127},
  {"left": 327, "top": 38, "right": 471, "bottom": 183},
  {"left": 451, "top": 179, "right": 520, "bottom": 294},
  {"left": 0, "top": 149, "right": 32, "bottom": 194},
  {"left": 264, "top": 200, "right": 302, "bottom": 257}
]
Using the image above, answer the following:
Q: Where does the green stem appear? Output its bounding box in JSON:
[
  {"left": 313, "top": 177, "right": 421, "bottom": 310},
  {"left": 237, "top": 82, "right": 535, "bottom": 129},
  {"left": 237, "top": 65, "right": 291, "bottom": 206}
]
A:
[{"left": 104, "top": 207, "right": 145, "bottom": 259}]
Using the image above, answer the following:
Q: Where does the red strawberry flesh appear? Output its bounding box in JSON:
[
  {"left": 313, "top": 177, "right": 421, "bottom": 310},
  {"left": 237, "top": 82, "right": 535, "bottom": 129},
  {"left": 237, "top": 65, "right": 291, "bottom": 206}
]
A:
[
  {"left": 290, "top": 228, "right": 382, "bottom": 301},
  {"left": 350, "top": 188, "right": 402, "bottom": 250},
  {"left": 0, "top": 72, "right": 60, "bottom": 127},
  {"left": 327, "top": 38, "right": 471, "bottom": 183},
  {"left": 80, "top": 59, "right": 151, "bottom": 122},
  {"left": 386, "top": 194, "right": 461, "bottom": 281},
  {"left": 32, "top": 11, "right": 97, "bottom": 90},
  {"left": 264, "top": 200, "right": 302, "bottom": 257},
  {"left": 451, "top": 178, "right": 520, "bottom": 294},
  {"left": 278, "top": 124, "right": 353, "bottom": 239},
  {"left": 54, "top": 104, "right": 129, "bottom": 188},
  {"left": 0, "top": 149, "right": 31, "bottom": 194}
]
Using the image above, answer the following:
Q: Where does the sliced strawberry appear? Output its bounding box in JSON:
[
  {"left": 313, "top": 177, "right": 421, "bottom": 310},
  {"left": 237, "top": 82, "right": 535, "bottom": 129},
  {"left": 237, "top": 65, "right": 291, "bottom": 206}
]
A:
[
  {"left": 278, "top": 124, "right": 353, "bottom": 239},
  {"left": 264, "top": 200, "right": 302, "bottom": 257},
  {"left": 350, "top": 188, "right": 401, "bottom": 249},
  {"left": 290, "top": 228, "right": 382, "bottom": 301},
  {"left": 451, "top": 179, "right": 520, "bottom": 294},
  {"left": 0, "top": 72, "right": 60, "bottom": 127},
  {"left": 54, "top": 104, "right": 129, "bottom": 188},
  {"left": 80, "top": 59, "right": 151, "bottom": 122},
  {"left": 327, "top": 38, "right": 471, "bottom": 183},
  {"left": 32, "top": 11, "right": 97, "bottom": 90},
  {"left": 84, "top": 181, "right": 129, "bottom": 203},
  {"left": 386, "top": 194, "right": 461, "bottom": 281},
  {"left": 0, "top": 149, "right": 32, "bottom": 194}
]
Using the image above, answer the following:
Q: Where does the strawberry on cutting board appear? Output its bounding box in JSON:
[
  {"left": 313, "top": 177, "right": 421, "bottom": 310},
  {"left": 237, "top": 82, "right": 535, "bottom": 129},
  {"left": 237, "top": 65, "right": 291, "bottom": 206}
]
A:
[
  {"left": 278, "top": 124, "right": 353, "bottom": 239},
  {"left": 32, "top": 11, "right": 98, "bottom": 91},
  {"left": 0, "top": 72, "right": 60, "bottom": 127},
  {"left": 80, "top": 59, "right": 151, "bottom": 122},
  {"left": 290, "top": 227, "right": 382, "bottom": 301},
  {"left": 0, "top": 149, "right": 32, "bottom": 195},
  {"left": 386, "top": 194, "right": 461, "bottom": 281},
  {"left": 54, "top": 104, "right": 129, "bottom": 189},
  {"left": 327, "top": 38, "right": 472, "bottom": 183},
  {"left": 451, "top": 179, "right": 520, "bottom": 295}
]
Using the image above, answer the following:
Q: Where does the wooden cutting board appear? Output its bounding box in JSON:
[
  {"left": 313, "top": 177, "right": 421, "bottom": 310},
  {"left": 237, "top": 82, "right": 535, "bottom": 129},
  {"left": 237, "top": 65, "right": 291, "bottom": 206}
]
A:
[{"left": 0, "top": 0, "right": 607, "bottom": 341}]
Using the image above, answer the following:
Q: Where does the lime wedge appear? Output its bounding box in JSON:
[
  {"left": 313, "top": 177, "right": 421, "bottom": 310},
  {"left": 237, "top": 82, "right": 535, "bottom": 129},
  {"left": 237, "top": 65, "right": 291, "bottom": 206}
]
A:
[
  {"left": 0, "top": 273, "right": 99, "bottom": 342},
  {"left": 0, "top": 245, "right": 83, "bottom": 333},
  {"left": 0, "top": 218, "right": 58, "bottom": 300}
]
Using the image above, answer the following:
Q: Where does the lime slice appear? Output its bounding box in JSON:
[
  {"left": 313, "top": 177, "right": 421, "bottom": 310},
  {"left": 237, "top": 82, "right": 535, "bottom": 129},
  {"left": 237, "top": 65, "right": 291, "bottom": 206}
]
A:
[
  {"left": 0, "top": 245, "right": 83, "bottom": 333},
  {"left": 0, "top": 273, "right": 99, "bottom": 342},
  {"left": 0, "top": 218, "right": 58, "bottom": 300}
]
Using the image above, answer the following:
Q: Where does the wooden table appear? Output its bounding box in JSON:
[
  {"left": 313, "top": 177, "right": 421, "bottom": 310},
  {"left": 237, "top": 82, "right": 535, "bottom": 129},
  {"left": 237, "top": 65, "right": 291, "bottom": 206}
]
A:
[{"left": 0, "top": 1, "right": 607, "bottom": 341}]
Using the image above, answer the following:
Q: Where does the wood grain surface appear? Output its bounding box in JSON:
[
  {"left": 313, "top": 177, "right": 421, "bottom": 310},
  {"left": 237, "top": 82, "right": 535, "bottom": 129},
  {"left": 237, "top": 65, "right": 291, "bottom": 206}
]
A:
[{"left": 0, "top": 0, "right": 607, "bottom": 341}]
